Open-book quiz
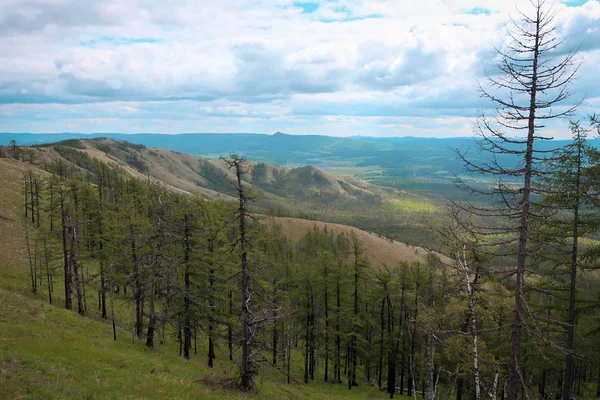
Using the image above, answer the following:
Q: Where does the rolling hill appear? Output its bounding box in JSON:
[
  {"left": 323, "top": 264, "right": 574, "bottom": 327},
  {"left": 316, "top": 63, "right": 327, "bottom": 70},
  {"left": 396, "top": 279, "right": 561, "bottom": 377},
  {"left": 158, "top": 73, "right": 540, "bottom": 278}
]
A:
[
  {"left": 262, "top": 217, "right": 448, "bottom": 268},
  {"left": 5, "top": 132, "right": 596, "bottom": 205},
  {"left": 0, "top": 147, "right": 446, "bottom": 398},
  {"left": 20, "top": 138, "right": 442, "bottom": 247}
]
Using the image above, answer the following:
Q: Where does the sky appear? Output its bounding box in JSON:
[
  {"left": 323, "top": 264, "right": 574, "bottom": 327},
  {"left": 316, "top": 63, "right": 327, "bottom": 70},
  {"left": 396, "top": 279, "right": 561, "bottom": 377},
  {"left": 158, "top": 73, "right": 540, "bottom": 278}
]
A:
[{"left": 0, "top": 0, "right": 599, "bottom": 138}]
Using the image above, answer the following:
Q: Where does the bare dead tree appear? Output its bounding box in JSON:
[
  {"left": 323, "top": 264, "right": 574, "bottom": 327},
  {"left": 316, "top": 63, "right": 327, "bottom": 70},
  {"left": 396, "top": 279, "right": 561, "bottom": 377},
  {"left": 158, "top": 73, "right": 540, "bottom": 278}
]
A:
[
  {"left": 223, "top": 153, "right": 255, "bottom": 390},
  {"left": 146, "top": 191, "right": 164, "bottom": 348},
  {"left": 223, "top": 153, "right": 291, "bottom": 390},
  {"left": 454, "top": 1, "right": 580, "bottom": 399}
]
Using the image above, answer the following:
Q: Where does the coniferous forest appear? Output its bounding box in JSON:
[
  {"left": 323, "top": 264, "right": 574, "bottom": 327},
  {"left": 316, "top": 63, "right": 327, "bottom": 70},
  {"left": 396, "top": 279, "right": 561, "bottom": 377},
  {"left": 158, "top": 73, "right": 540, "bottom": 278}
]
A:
[{"left": 1, "top": 1, "right": 600, "bottom": 400}]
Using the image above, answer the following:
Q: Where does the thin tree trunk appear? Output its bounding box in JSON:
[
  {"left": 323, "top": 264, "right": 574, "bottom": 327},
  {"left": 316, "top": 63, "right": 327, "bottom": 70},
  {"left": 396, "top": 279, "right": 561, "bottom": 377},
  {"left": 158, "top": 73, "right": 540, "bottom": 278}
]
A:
[
  {"left": 409, "top": 325, "right": 418, "bottom": 400},
  {"left": 426, "top": 335, "right": 435, "bottom": 400},
  {"left": 387, "top": 295, "right": 396, "bottom": 399},
  {"left": 366, "top": 304, "right": 372, "bottom": 384},
  {"left": 348, "top": 240, "right": 360, "bottom": 389},
  {"left": 563, "top": 137, "right": 582, "bottom": 400},
  {"left": 287, "top": 321, "right": 293, "bottom": 384},
  {"left": 98, "top": 201, "right": 107, "bottom": 319},
  {"left": 178, "top": 323, "right": 183, "bottom": 357},
  {"left": 335, "top": 278, "right": 341, "bottom": 383},
  {"left": 81, "top": 263, "right": 87, "bottom": 313},
  {"left": 304, "top": 281, "right": 311, "bottom": 384},
  {"left": 457, "top": 244, "right": 481, "bottom": 400},
  {"left": 272, "top": 279, "right": 278, "bottom": 367},
  {"left": 577, "top": 360, "right": 582, "bottom": 396},
  {"left": 228, "top": 289, "right": 233, "bottom": 361},
  {"left": 183, "top": 265, "right": 192, "bottom": 360},
  {"left": 309, "top": 288, "right": 316, "bottom": 381},
  {"left": 507, "top": 8, "right": 540, "bottom": 400},
  {"left": 29, "top": 171, "right": 35, "bottom": 224},
  {"left": 44, "top": 239, "right": 52, "bottom": 304},
  {"left": 491, "top": 371, "right": 499, "bottom": 400},
  {"left": 25, "top": 221, "right": 36, "bottom": 294},
  {"left": 99, "top": 262, "right": 107, "bottom": 319},
  {"left": 183, "top": 214, "right": 192, "bottom": 360},
  {"left": 35, "top": 178, "right": 40, "bottom": 228},
  {"left": 49, "top": 183, "right": 54, "bottom": 232},
  {"left": 24, "top": 173, "right": 29, "bottom": 220},
  {"left": 208, "top": 268, "right": 215, "bottom": 367},
  {"left": 146, "top": 193, "right": 163, "bottom": 348},
  {"left": 399, "top": 285, "right": 407, "bottom": 396},
  {"left": 109, "top": 262, "right": 117, "bottom": 341},
  {"left": 595, "top": 364, "right": 600, "bottom": 398},
  {"left": 408, "top": 282, "right": 419, "bottom": 398},
  {"left": 324, "top": 272, "right": 329, "bottom": 382},
  {"left": 457, "top": 378, "right": 464, "bottom": 400},
  {"left": 231, "top": 159, "right": 253, "bottom": 390},
  {"left": 36, "top": 242, "right": 42, "bottom": 290},
  {"left": 131, "top": 225, "right": 143, "bottom": 339},
  {"left": 378, "top": 296, "right": 385, "bottom": 389},
  {"left": 70, "top": 225, "right": 84, "bottom": 315}
]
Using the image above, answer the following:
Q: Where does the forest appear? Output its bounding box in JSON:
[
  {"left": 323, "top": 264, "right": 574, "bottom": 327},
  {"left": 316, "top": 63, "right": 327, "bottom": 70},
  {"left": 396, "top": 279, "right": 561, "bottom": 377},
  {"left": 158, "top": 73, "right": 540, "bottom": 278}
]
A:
[{"left": 1, "top": 1, "right": 600, "bottom": 400}]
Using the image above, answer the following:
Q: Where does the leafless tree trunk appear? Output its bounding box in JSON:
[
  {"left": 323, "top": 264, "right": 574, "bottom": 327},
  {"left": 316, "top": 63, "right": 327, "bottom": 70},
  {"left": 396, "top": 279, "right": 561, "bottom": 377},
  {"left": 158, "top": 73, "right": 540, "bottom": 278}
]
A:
[
  {"left": 43, "top": 238, "right": 52, "bottom": 304},
  {"left": 24, "top": 219, "right": 36, "bottom": 294},
  {"left": 109, "top": 262, "right": 117, "bottom": 341},
  {"left": 453, "top": 2, "right": 580, "bottom": 399},
  {"left": 457, "top": 243, "right": 481, "bottom": 400},
  {"left": 60, "top": 187, "right": 72, "bottom": 310},
  {"left": 70, "top": 225, "right": 84, "bottom": 315},
  {"left": 183, "top": 213, "right": 192, "bottom": 359},
  {"left": 224, "top": 153, "right": 254, "bottom": 390},
  {"left": 130, "top": 225, "right": 143, "bottom": 339},
  {"left": 146, "top": 193, "right": 163, "bottom": 348}
]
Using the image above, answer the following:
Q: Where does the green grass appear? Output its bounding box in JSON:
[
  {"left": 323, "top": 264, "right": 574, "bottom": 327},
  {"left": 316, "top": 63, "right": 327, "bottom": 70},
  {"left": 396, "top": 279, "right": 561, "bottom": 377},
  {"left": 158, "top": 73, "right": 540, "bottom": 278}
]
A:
[
  {"left": 0, "top": 286, "right": 402, "bottom": 399},
  {"left": 383, "top": 197, "right": 439, "bottom": 214},
  {"left": 0, "top": 159, "right": 407, "bottom": 399},
  {"left": 325, "top": 166, "right": 385, "bottom": 180}
]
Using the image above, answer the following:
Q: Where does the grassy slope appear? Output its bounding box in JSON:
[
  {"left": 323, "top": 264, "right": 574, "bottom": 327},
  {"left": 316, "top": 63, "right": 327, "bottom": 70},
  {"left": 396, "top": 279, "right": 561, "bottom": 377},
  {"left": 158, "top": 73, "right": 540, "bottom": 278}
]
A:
[
  {"left": 0, "top": 287, "right": 399, "bottom": 400},
  {"left": 0, "top": 158, "right": 405, "bottom": 399},
  {"left": 263, "top": 216, "right": 449, "bottom": 268},
  {"left": 29, "top": 138, "right": 442, "bottom": 248}
]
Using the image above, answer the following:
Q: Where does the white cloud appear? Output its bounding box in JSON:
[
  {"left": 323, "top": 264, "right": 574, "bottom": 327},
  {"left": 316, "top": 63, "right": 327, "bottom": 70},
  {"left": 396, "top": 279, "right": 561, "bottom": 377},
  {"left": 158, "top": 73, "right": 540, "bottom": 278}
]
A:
[{"left": 0, "top": 0, "right": 598, "bottom": 136}]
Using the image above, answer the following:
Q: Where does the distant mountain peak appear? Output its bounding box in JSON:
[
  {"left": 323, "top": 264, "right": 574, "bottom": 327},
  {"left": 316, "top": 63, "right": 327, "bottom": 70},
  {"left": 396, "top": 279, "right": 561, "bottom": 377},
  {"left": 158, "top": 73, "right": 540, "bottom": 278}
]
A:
[{"left": 273, "top": 131, "right": 287, "bottom": 136}]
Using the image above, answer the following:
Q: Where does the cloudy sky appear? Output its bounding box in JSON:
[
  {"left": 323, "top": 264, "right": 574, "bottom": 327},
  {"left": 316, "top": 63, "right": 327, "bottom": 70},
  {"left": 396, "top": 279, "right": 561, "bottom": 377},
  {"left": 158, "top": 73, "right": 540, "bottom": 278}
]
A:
[{"left": 0, "top": 0, "right": 599, "bottom": 137}]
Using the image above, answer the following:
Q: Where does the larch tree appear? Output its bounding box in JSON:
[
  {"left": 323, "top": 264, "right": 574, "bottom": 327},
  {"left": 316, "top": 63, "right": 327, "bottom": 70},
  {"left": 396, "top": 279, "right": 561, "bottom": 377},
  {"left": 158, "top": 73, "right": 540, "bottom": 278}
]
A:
[
  {"left": 538, "top": 118, "right": 600, "bottom": 400},
  {"left": 455, "top": 1, "right": 580, "bottom": 398},
  {"left": 146, "top": 186, "right": 166, "bottom": 348},
  {"left": 223, "top": 153, "right": 255, "bottom": 390}
]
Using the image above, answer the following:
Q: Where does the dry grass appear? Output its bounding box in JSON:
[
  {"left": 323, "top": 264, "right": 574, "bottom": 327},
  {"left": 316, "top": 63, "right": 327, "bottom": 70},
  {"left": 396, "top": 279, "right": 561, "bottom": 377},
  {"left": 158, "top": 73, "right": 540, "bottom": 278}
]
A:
[{"left": 262, "top": 216, "right": 450, "bottom": 269}]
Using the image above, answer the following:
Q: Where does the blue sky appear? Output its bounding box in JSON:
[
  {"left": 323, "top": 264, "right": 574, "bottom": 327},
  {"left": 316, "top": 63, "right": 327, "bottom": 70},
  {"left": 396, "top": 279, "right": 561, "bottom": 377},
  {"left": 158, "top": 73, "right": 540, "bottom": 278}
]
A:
[{"left": 0, "top": 0, "right": 599, "bottom": 138}]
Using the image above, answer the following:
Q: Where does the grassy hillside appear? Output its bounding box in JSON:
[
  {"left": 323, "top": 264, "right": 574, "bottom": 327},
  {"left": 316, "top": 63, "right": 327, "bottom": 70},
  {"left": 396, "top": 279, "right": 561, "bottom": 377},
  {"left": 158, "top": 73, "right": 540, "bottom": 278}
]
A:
[
  {"left": 5, "top": 132, "right": 593, "bottom": 204},
  {"left": 0, "top": 157, "right": 411, "bottom": 399},
  {"left": 20, "top": 138, "right": 443, "bottom": 248},
  {"left": 1, "top": 287, "right": 401, "bottom": 399},
  {"left": 263, "top": 216, "right": 449, "bottom": 268}
]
